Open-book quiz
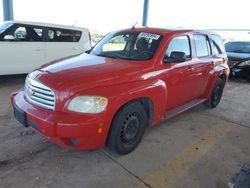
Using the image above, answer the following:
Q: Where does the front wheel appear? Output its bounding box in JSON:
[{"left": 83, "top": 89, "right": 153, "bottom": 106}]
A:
[
  {"left": 107, "top": 101, "right": 147, "bottom": 155},
  {"left": 204, "top": 78, "right": 225, "bottom": 108}
]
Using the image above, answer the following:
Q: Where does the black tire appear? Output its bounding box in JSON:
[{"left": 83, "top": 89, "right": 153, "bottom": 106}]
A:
[
  {"left": 107, "top": 101, "right": 147, "bottom": 155},
  {"left": 204, "top": 78, "right": 225, "bottom": 108}
]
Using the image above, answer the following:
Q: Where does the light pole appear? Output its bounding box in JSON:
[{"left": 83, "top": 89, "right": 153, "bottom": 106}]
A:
[
  {"left": 142, "top": 0, "right": 149, "bottom": 26},
  {"left": 3, "top": 0, "right": 14, "bottom": 21}
]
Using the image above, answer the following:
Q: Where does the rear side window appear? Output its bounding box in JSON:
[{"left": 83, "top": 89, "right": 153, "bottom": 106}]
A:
[
  {"left": 47, "top": 28, "right": 82, "bottom": 42},
  {"left": 211, "top": 35, "right": 225, "bottom": 54},
  {"left": 165, "top": 36, "right": 191, "bottom": 58},
  {"left": 194, "top": 35, "right": 211, "bottom": 57}
]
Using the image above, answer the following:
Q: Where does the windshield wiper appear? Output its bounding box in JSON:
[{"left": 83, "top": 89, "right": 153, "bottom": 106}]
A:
[
  {"left": 90, "top": 52, "right": 139, "bottom": 60},
  {"left": 90, "top": 49, "right": 98, "bottom": 55},
  {"left": 96, "top": 54, "right": 122, "bottom": 59}
]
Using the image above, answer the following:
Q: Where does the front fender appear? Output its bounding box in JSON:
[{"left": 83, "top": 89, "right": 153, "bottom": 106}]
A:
[
  {"left": 81, "top": 79, "right": 168, "bottom": 126},
  {"left": 61, "top": 79, "right": 168, "bottom": 146}
]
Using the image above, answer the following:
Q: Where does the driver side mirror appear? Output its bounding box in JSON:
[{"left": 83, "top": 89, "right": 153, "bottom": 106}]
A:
[
  {"left": 164, "top": 51, "right": 187, "bottom": 63},
  {"left": 4, "top": 35, "right": 15, "bottom": 41}
]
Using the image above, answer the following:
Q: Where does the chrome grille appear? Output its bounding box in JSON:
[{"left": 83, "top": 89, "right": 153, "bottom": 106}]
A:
[{"left": 25, "top": 78, "right": 55, "bottom": 110}]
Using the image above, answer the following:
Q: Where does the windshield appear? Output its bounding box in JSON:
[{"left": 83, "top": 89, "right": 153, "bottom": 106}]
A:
[
  {"left": 90, "top": 31, "right": 163, "bottom": 60},
  {"left": 225, "top": 42, "right": 250, "bottom": 53},
  {"left": 0, "top": 22, "right": 13, "bottom": 34}
]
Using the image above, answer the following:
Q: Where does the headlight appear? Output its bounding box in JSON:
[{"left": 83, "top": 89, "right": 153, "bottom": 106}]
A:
[
  {"left": 68, "top": 96, "right": 108, "bottom": 113},
  {"left": 238, "top": 60, "right": 250, "bottom": 67}
]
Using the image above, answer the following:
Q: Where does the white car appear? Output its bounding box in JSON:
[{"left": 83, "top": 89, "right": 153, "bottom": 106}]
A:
[{"left": 0, "top": 21, "right": 92, "bottom": 75}]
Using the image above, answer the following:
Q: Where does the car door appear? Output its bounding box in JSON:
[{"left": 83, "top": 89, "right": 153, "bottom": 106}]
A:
[
  {"left": 192, "top": 34, "right": 214, "bottom": 98},
  {"left": 159, "top": 35, "right": 197, "bottom": 111},
  {"left": 45, "top": 27, "right": 82, "bottom": 63},
  {"left": 0, "top": 24, "right": 45, "bottom": 75}
]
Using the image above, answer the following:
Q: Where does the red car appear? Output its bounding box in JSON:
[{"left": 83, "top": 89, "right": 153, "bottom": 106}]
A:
[{"left": 11, "top": 28, "right": 229, "bottom": 154}]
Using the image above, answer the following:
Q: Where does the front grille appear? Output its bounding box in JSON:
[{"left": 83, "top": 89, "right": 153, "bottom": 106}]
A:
[{"left": 25, "top": 78, "right": 55, "bottom": 110}]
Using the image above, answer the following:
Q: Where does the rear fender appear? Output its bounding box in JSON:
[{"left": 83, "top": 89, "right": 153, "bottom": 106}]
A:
[{"left": 202, "top": 62, "right": 229, "bottom": 99}]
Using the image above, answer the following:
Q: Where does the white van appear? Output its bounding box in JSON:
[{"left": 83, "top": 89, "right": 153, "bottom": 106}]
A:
[{"left": 0, "top": 21, "right": 92, "bottom": 75}]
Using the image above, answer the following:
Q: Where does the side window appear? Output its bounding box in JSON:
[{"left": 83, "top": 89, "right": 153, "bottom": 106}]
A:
[
  {"left": 72, "top": 30, "right": 82, "bottom": 42},
  {"left": 211, "top": 35, "right": 225, "bottom": 54},
  {"left": 165, "top": 36, "right": 191, "bottom": 59},
  {"left": 33, "top": 28, "right": 43, "bottom": 38},
  {"left": 14, "top": 26, "right": 27, "bottom": 40},
  {"left": 48, "top": 28, "right": 82, "bottom": 42},
  {"left": 4, "top": 25, "right": 43, "bottom": 42},
  {"left": 194, "top": 35, "right": 211, "bottom": 57}
]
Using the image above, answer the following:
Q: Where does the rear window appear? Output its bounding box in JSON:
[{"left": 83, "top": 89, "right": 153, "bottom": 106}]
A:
[
  {"left": 47, "top": 28, "right": 82, "bottom": 42},
  {"left": 211, "top": 35, "right": 225, "bottom": 54}
]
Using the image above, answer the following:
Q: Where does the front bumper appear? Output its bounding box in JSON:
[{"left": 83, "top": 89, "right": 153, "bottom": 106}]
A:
[
  {"left": 11, "top": 91, "right": 110, "bottom": 150},
  {"left": 231, "top": 67, "right": 250, "bottom": 79}
]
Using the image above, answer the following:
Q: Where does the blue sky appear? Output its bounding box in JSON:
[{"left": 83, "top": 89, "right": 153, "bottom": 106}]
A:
[{"left": 1, "top": 0, "right": 250, "bottom": 34}]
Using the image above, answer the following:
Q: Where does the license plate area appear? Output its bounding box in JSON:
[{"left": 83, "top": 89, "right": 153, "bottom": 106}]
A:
[{"left": 14, "top": 106, "right": 28, "bottom": 127}]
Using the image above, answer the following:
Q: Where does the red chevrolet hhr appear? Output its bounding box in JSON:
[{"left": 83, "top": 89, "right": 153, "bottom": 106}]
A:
[{"left": 12, "top": 28, "right": 229, "bottom": 154}]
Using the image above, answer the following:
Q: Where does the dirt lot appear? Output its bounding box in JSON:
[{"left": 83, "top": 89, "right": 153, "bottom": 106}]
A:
[{"left": 0, "top": 75, "right": 249, "bottom": 188}]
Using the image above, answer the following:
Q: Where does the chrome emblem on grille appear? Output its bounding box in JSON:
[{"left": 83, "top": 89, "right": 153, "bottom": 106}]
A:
[{"left": 31, "top": 90, "right": 35, "bottom": 96}]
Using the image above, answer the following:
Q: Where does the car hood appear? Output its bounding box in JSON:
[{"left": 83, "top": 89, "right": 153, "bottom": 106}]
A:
[
  {"left": 28, "top": 53, "right": 150, "bottom": 93},
  {"left": 227, "top": 52, "right": 250, "bottom": 60}
]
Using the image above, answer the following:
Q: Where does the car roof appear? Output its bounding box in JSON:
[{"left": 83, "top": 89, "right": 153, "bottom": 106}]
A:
[
  {"left": 4, "top": 20, "right": 88, "bottom": 31},
  {"left": 117, "top": 27, "right": 219, "bottom": 36}
]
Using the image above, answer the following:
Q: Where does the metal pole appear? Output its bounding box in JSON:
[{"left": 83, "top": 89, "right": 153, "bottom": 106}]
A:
[
  {"left": 3, "top": 0, "right": 14, "bottom": 21},
  {"left": 142, "top": 0, "right": 149, "bottom": 26}
]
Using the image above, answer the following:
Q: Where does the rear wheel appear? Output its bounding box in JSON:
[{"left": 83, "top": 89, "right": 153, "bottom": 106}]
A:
[
  {"left": 107, "top": 101, "right": 147, "bottom": 155},
  {"left": 204, "top": 78, "right": 225, "bottom": 108}
]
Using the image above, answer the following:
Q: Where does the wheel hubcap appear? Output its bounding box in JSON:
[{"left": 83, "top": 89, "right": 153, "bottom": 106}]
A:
[{"left": 120, "top": 112, "right": 140, "bottom": 145}]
